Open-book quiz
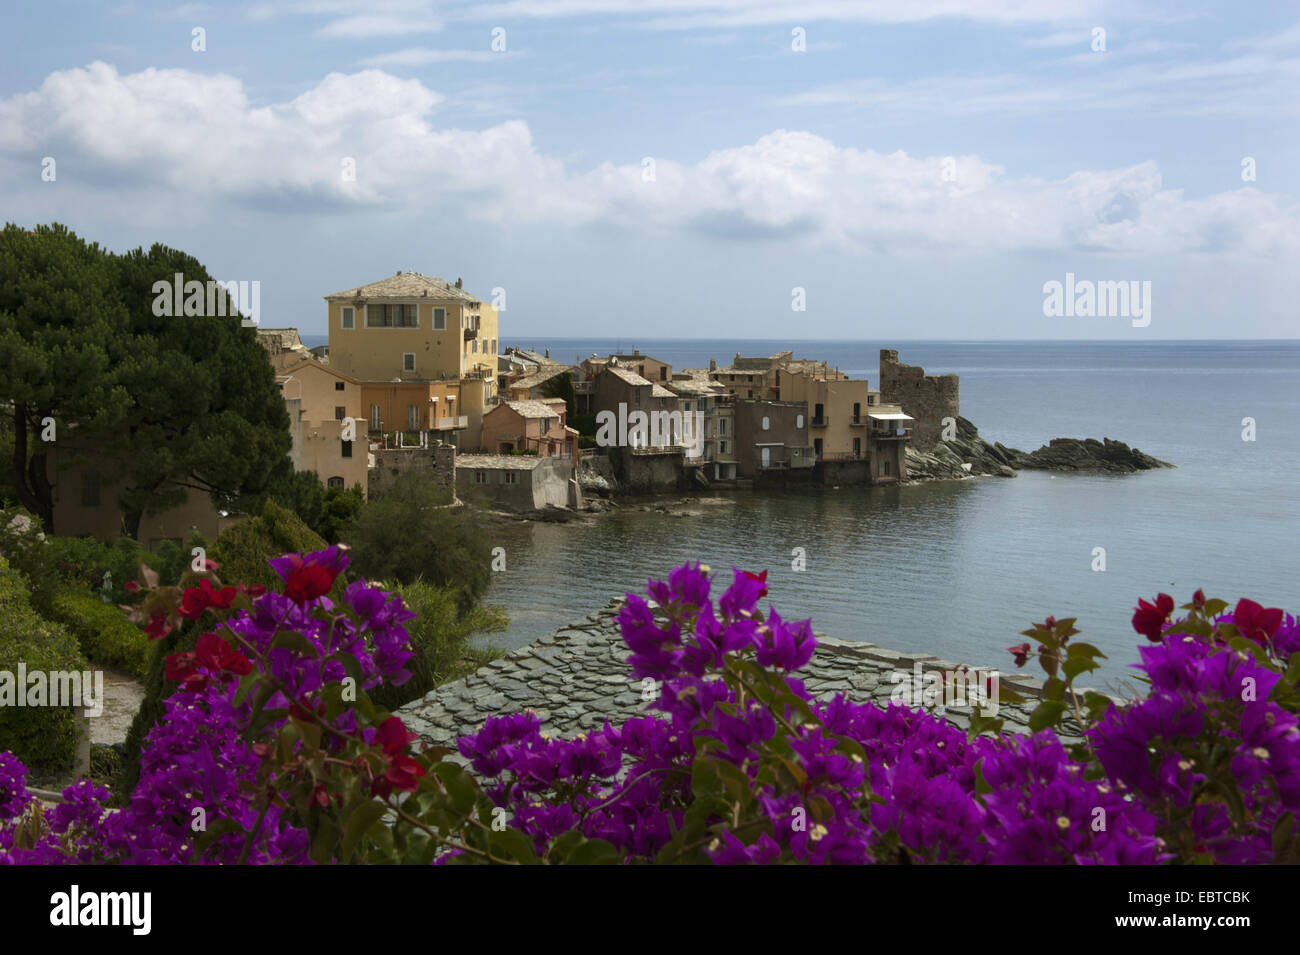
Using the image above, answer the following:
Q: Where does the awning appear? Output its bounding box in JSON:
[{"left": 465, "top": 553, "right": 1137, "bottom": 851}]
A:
[{"left": 868, "top": 412, "right": 913, "bottom": 421}]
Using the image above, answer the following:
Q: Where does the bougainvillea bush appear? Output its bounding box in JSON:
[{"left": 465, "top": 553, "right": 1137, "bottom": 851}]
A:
[{"left": 1, "top": 554, "right": 1298, "bottom": 864}]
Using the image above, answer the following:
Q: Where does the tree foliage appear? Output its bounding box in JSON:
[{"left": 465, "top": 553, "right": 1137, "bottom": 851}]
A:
[{"left": 0, "top": 223, "right": 291, "bottom": 538}]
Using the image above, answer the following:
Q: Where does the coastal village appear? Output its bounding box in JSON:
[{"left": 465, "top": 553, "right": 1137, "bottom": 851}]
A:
[{"left": 35, "top": 268, "right": 1172, "bottom": 544}]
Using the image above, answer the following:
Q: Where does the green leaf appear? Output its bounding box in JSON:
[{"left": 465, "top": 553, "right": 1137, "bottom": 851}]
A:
[
  {"left": 1028, "top": 700, "right": 1069, "bottom": 732},
  {"left": 489, "top": 826, "right": 541, "bottom": 864},
  {"left": 339, "top": 800, "right": 388, "bottom": 863},
  {"left": 564, "top": 837, "right": 621, "bottom": 865},
  {"left": 270, "top": 629, "right": 319, "bottom": 657},
  {"left": 432, "top": 762, "right": 478, "bottom": 814}
]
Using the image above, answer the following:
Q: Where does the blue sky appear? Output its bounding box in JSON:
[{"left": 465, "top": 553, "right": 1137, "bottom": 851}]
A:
[{"left": 1, "top": 0, "right": 1297, "bottom": 339}]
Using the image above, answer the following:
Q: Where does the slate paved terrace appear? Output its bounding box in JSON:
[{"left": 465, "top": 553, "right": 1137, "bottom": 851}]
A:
[{"left": 398, "top": 598, "right": 1085, "bottom": 753}]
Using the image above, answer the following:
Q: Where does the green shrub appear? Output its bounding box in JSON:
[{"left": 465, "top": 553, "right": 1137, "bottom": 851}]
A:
[
  {"left": 344, "top": 474, "right": 492, "bottom": 610},
  {"left": 47, "top": 586, "right": 151, "bottom": 679},
  {"left": 368, "top": 581, "right": 506, "bottom": 711},
  {"left": 211, "top": 498, "right": 327, "bottom": 591},
  {"left": 0, "top": 566, "right": 88, "bottom": 773}
]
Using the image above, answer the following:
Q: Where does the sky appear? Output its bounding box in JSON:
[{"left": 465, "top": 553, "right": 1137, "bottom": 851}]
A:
[{"left": 1, "top": 0, "right": 1297, "bottom": 340}]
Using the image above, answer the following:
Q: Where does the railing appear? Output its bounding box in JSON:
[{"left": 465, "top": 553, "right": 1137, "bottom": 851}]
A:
[
  {"left": 436, "top": 416, "right": 469, "bottom": 429},
  {"left": 871, "top": 428, "right": 909, "bottom": 440},
  {"left": 849, "top": 416, "right": 867, "bottom": 427},
  {"left": 811, "top": 416, "right": 830, "bottom": 428},
  {"left": 819, "top": 451, "right": 866, "bottom": 462}
]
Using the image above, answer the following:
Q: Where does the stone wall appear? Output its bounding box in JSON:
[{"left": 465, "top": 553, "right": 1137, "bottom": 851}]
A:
[
  {"left": 397, "top": 598, "right": 1081, "bottom": 754},
  {"left": 879, "top": 349, "right": 960, "bottom": 453},
  {"left": 368, "top": 442, "right": 456, "bottom": 499},
  {"left": 818, "top": 458, "right": 869, "bottom": 486},
  {"left": 618, "top": 448, "right": 684, "bottom": 493}
]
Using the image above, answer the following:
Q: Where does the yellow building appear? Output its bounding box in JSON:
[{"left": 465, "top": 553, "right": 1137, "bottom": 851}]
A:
[
  {"left": 782, "top": 370, "right": 874, "bottom": 462},
  {"left": 278, "top": 359, "right": 369, "bottom": 495},
  {"left": 324, "top": 272, "right": 499, "bottom": 384}
]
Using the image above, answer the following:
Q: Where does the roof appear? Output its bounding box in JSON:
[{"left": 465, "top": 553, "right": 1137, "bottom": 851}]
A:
[
  {"left": 512, "top": 349, "right": 561, "bottom": 366},
  {"left": 502, "top": 400, "right": 561, "bottom": 419},
  {"left": 278, "top": 357, "right": 363, "bottom": 385},
  {"left": 510, "top": 365, "right": 573, "bottom": 392},
  {"left": 604, "top": 366, "right": 652, "bottom": 387},
  {"left": 324, "top": 272, "right": 482, "bottom": 304},
  {"left": 455, "top": 454, "right": 545, "bottom": 470},
  {"left": 869, "top": 412, "right": 914, "bottom": 421},
  {"left": 650, "top": 384, "right": 676, "bottom": 398},
  {"left": 664, "top": 379, "right": 724, "bottom": 397}
]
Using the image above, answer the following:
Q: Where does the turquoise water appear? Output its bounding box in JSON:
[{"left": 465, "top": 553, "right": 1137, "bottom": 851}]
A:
[{"left": 475, "top": 340, "right": 1300, "bottom": 689}]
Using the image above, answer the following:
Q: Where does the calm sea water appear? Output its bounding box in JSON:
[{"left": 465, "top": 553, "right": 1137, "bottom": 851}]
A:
[{"left": 341, "top": 338, "right": 1300, "bottom": 689}]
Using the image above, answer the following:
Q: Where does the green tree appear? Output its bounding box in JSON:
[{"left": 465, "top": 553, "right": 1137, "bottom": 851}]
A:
[
  {"left": 0, "top": 223, "right": 129, "bottom": 529},
  {"left": 0, "top": 224, "right": 293, "bottom": 538},
  {"left": 343, "top": 474, "right": 491, "bottom": 610}
]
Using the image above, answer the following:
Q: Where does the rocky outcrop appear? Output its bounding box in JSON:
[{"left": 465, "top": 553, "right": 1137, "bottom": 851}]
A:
[
  {"left": 1011, "top": 438, "right": 1173, "bottom": 473},
  {"left": 907, "top": 416, "right": 1172, "bottom": 481}
]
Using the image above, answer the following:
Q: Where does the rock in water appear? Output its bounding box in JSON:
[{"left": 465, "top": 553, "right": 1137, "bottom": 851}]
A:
[
  {"left": 906, "top": 416, "right": 1172, "bottom": 481},
  {"left": 1011, "top": 437, "right": 1173, "bottom": 473}
]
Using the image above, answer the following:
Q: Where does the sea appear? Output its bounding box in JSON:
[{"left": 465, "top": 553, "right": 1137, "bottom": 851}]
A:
[{"left": 306, "top": 337, "right": 1300, "bottom": 689}]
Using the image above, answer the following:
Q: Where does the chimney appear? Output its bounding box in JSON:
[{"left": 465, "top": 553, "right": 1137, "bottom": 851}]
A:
[
  {"left": 709, "top": 358, "right": 717, "bottom": 371},
  {"left": 633, "top": 348, "right": 640, "bottom": 356},
  {"left": 545, "top": 349, "right": 550, "bottom": 358},
  {"left": 455, "top": 277, "right": 462, "bottom": 289}
]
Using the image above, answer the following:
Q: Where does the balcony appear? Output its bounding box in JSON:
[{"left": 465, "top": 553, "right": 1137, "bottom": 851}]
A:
[
  {"left": 849, "top": 416, "right": 868, "bottom": 427},
  {"left": 435, "top": 416, "right": 469, "bottom": 430},
  {"left": 811, "top": 416, "right": 830, "bottom": 428},
  {"left": 872, "top": 428, "right": 909, "bottom": 441},
  {"left": 463, "top": 328, "right": 476, "bottom": 342}
]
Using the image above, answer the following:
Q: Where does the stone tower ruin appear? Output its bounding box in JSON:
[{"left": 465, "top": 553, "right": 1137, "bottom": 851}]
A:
[{"left": 878, "top": 349, "right": 960, "bottom": 452}]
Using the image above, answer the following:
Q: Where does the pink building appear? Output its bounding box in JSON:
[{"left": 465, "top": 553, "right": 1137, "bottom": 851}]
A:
[{"left": 479, "top": 399, "right": 578, "bottom": 458}]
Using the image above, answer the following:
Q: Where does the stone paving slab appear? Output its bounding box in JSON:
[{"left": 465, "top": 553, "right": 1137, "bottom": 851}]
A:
[{"left": 398, "top": 599, "right": 1087, "bottom": 752}]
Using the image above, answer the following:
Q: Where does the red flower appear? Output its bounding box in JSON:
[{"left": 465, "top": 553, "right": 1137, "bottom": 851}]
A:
[
  {"left": 145, "top": 611, "right": 173, "bottom": 641},
  {"left": 195, "top": 632, "right": 252, "bottom": 677},
  {"left": 1006, "top": 643, "right": 1031, "bottom": 667},
  {"left": 369, "top": 717, "right": 426, "bottom": 797},
  {"left": 1044, "top": 616, "right": 1056, "bottom": 629},
  {"left": 177, "top": 578, "right": 238, "bottom": 621},
  {"left": 124, "top": 581, "right": 140, "bottom": 594},
  {"left": 1192, "top": 589, "right": 1206, "bottom": 609},
  {"left": 1233, "top": 598, "right": 1284, "bottom": 644},
  {"left": 1132, "top": 593, "right": 1175, "bottom": 642},
  {"left": 284, "top": 563, "right": 337, "bottom": 603},
  {"left": 742, "top": 569, "right": 769, "bottom": 600},
  {"left": 164, "top": 650, "right": 206, "bottom": 692}
]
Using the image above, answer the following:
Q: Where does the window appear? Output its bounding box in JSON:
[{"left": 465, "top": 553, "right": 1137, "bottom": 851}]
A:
[
  {"left": 719, "top": 419, "right": 727, "bottom": 435},
  {"left": 796, "top": 414, "right": 804, "bottom": 429},
  {"left": 853, "top": 437, "right": 862, "bottom": 457},
  {"left": 868, "top": 394, "right": 876, "bottom": 406},
  {"left": 335, "top": 381, "right": 345, "bottom": 391},
  {"left": 408, "top": 404, "right": 419, "bottom": 430},
  {"left": 882, "top": 458, "right": 892, "bottom": 476},
  {"left": 814, "top": 438, "right": 823, "bottom": 458},
  {"left": 660, "top": 367, "right": 667, "bottom": 380},
  {"left": 341, "top": 307, "right": 354, "bottom": 329},
  {"left": 341, "top": 440, "right": 353, "bottom": 458},
  {"left": 683, "top": 402, "right": 692, "bottom": 412},
  {"left": 369, "top": 404, "right": 381, "bottom": 431},
  {"left": 366, "top": 304, "right": 418, "bottom": 327},
  {"left": 433, "top": 307, "right": 446, "bottom": 330},
  {"left": 540, "top": 418, "right": 550, "bottom": 435},
  {"left": 492, "top": 339, "right": 497, "bottom": 355},
  {"left": 472, "top": 340, "right": 478, "bottom": 353},
  {"left": 719, "top": 440, "right": 728, "bottom": 454},
  {"left": 761, "top": 416, "right": 770, "bottom": 431},
  {"left": 327, "top": 476, "right": 344, "bottom": 489},
  {"left": 334, "top": 406, "right": 346, "bottom": 420},
  {"left": 503, "top": 472, "right": 518, "bottom": 485},
  {"left": 403, "top": 353, "right": 416, "bottom": 372},
  {"left": 747, "top": 390, "right": 753, "bottom": 398},
  {"left": 81, "top": 469, "right": 100, "bottom": 507},
  {"left": 475, "top": 471, "right": 488, "bottom": 484}
]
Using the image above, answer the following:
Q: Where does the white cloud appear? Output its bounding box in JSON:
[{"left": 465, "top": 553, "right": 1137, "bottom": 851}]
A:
[
  {"left": 359, "top": 48, "right": 514, "bottom": 66},
  {"left": 1, "top": 64, "right": 1294, "bottom": 257}
]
